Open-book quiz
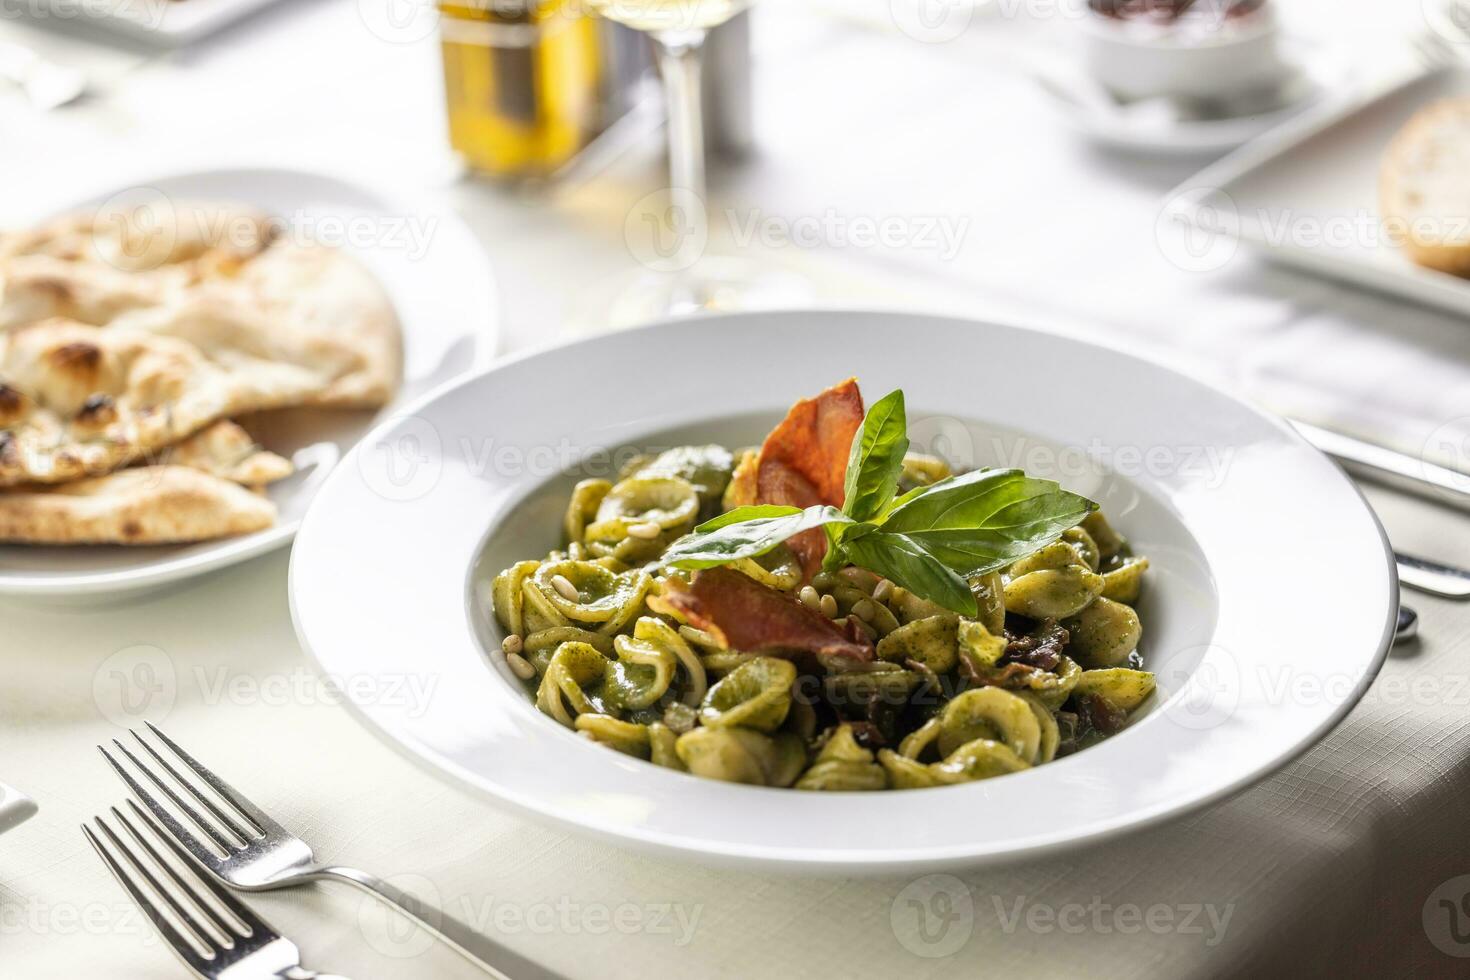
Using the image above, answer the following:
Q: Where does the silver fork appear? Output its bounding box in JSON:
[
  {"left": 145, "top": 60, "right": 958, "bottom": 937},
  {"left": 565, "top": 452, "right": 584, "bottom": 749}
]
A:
[
  {"left": 100, "top": 723, "right": 560, "bottom": 980},
  {"left": 84, "top": 801, "right": 348, "bottom": 979}
]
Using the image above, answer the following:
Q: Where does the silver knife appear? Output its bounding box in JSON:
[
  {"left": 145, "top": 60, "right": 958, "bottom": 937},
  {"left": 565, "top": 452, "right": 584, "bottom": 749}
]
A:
[
  {"left": 1292, "top": 419, "right": 1470, "bottom": 599},
  {"left": 1291, "top": 419, "right": 1470, "bottom": 513}
]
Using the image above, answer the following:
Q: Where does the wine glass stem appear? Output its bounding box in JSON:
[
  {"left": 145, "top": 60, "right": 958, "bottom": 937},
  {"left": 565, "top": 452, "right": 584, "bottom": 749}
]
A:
[{"left": 654, "top": 30, "right": 709, "bottom": 206}]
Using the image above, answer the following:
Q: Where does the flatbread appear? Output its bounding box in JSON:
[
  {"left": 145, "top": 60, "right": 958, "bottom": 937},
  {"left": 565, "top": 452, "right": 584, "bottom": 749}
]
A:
[
  {"left": 0, "top": 465, "right": 276, "bottom": 545},
  {"left": 116, "top": 242, "right": 402, "bottom": 408},
  {"left": 0, "top": 201, "right": 277, "bottom": 273},
  {"left": 163, "top": 420, "right": 292, "bottom": 487},
  {"left": 0, "top": 318, "right": 329, "bottom": 486},
  {"left": 0, "top": 256, "right": 166, "bottom": 331},
  {"left": 1, "top": 202, "right": 402, "bottom": 408}
]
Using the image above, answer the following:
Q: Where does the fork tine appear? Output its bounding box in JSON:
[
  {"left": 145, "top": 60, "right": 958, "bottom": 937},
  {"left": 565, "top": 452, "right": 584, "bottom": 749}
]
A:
[
  {"left": 116, "top": 801, "right": 272, "bottom": 942},
  {"left": 131, "top": 729, "right": 260, "bottom": 842},
  {"left": 99, "top": 742, "right": 236, "bottom": 862},
  {"left": 84, "top": 817, "right": 215, "bottom": 969},
  {"left": 145, "top": 721, "right": 279, "bottom": 834},
  {"left": 108, "top": 805, "right": 240, "bottom": 949}
]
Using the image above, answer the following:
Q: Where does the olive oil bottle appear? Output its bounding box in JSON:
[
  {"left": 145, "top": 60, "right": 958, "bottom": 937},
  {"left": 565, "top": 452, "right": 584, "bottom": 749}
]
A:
[{"left": 438, "top": 0, "right": 606, "bottom": 180}]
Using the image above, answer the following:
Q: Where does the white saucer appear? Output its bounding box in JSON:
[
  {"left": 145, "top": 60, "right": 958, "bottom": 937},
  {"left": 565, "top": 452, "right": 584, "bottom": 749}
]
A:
[{"left": 1040, "top": 38, "right": 1355, "bottom": 157}]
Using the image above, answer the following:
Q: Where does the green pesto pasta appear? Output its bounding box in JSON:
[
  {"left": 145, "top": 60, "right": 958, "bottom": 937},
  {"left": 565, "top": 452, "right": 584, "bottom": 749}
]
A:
[{"left": 487, "top": 388, "right": 1157, "bottom": 791}]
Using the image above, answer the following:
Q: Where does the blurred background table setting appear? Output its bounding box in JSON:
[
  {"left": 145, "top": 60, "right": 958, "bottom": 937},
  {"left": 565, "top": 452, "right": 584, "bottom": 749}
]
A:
[{"left": 6, "top": 0, "right": 1470, "bottom": 977}]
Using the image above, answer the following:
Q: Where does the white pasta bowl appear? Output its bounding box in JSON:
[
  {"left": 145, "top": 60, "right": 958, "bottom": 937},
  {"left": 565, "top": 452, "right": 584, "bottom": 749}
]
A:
[{"left": 289, "top": 310, "right": 1396, "bottom": 873}]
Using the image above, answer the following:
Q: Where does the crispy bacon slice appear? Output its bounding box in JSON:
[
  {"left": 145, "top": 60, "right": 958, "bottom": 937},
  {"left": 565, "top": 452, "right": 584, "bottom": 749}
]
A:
[
  {"left": 728, "top": 379, "right": 865, "bottom": 576},
  {"left": 757, "top": 377, "right": 864, "bottom": 507},
  {"left": 654, "top": 567, "right": 874, "bottom": 662}
]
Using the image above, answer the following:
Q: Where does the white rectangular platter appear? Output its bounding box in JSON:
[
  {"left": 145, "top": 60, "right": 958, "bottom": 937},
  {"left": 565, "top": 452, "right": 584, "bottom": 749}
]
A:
[{"left": 1174, "top": 65, "right": 1470, "bottom": 320}]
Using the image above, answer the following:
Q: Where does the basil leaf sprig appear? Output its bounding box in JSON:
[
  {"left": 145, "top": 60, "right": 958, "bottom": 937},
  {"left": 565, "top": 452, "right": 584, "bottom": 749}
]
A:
[
  {"left": 660, "top": 389, "right": 1097, "bottom": 616},
  {"left": 655, "top": 505, "right": 853, "bottom": 570},
  {"left": 842, "top": 389, "right": 909, "bottom": 523}
]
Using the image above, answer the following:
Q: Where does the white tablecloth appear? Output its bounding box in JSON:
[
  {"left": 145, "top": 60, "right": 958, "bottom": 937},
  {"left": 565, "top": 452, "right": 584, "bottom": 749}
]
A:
[{"left": 5, "top": 1, "right": 1470, "bottom": 976}]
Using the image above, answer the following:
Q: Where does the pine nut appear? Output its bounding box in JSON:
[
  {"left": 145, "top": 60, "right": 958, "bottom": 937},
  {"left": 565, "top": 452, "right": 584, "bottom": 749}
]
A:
[
  {"left": 663, "top": 702, "right": 697, "bottom": 734},
  {"left": 819, "top": 594, "right": 838, "bottom": 618},
  {"left": 873, "top": 579, "right": 894, "bottom": 603},
  {"left": 550, "top": 574, "right": 579, "bottom": 601},
  {"left": 852, "top": 599, "right": 875, "bottom": 622},
  {"left": 501, "top": 634, "right": 523, "bottom": 655},
  {"left": 798, "top": 585, "right": 820, "bottom": 609},
  {"left": 626, "top": 521, "right": 661, "bottom": 540},
  {"left": 507, "top": 653, "right": 536, "bottom": 680}
]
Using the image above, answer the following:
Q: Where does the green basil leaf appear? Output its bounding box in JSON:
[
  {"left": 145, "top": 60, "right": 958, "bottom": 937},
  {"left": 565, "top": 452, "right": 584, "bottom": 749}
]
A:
[
  {"left": 882, "top": 468, "right": 1094, "bottom": 547},
  {"left": 843, "top": 389, "right": 909, "bottom": 523},
  {"left": 664, "top": 505, "right": 854, "bottom": 570},
  {"left": 839, "top": 530, "right": 978, "bottom": 616},
  {"left": 888, "top": 529, "right": 1071, "bottom": 577},
  {"left": 693, "top": 504, "right": 803, "bottom": 532}
]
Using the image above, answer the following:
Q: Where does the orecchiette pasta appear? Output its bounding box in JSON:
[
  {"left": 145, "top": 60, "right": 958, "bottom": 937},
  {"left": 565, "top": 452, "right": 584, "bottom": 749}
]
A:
[
  {"left": 1003, "top": 565, "right": 1106, "bottom": 619},
  {"left": 937, "top": 688, "right": 1043, "bottom": 762},
  {"left": 1101, "top": 557, "right": 1149, "bottom": 604},
  {"left": 1064, "top": 597, "right": 1142, "bottom": 668},
  {"left": 491, "top": 411, "right": 1155, "bottom": 791},
  {"left": 1072, "top": 668, "right": 1156, "bottom": 712},
  {"left": 648, "top": 722, "right": 684, "bottom": 770},
  {"left": 535, "top": 642, "right": 608, "bottom": 727},
  {"left": 876, "top": 614, "right": 959, "bottom": 672},
  {"left": 575, "top": 713, "right": 651, "bottom": 758},
  {"left": 632, "top": 445, "right": 735, "bottom": 502},
  {"left": 795, "top": 725, "right": 887, "bottom": 791},
  {"left": 699, "top": 656, "right": 796, "bottom": 732},
  {"left": 727, "top": 545, "right": 803, "bottom": 592},
  {"left": 564, "top": 479, "right": 612, "bottom": 545},
  {"left": 533, "top": 560, "right": 649, "bottom": 626},
  {"left": 675, "top": 727, "right": 807, "bottom": 787}
]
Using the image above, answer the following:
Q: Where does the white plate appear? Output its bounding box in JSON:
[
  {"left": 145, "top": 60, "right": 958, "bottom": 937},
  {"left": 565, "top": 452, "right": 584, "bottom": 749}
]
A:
[
  {"left": 1044, "top": 38, "right": 1352, "bottom": 157},
  {"left": 0, "top": 165, "right": 496, "bottom": 599},
  {"left": 289, "top": 311, "right": 1396, "bottom": 873},
  {"left": 0, "top": 782, "right": 37, "bottom": 836},
  {"left": 31, "top": 0, "right": 287, "bottom": 46},
  {"left": 1169, "top": 64, "right": 1470, "bottom": 317}
]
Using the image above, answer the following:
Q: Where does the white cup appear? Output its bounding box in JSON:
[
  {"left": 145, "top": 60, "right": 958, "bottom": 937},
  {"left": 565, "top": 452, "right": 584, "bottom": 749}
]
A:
[{"left": 1078, "top": 1, "right": 1286, "bottom": 102}]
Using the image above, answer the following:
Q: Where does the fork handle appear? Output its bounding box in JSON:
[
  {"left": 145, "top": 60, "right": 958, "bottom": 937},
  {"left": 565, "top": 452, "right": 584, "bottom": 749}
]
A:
[{"left": 316, "top": 866, "right": 565, "bottom": 980}]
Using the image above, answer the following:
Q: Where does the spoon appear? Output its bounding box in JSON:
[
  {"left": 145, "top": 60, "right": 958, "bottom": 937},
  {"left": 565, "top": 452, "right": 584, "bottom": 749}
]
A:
[{"left": 1396, "top": 605, "right": 1419, "bottom": 645}]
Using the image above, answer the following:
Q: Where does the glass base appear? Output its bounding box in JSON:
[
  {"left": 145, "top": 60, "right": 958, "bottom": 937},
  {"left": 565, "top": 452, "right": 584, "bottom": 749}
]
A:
[{"left": 583, "top": 258, "right": 813, "bottom": 332}]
